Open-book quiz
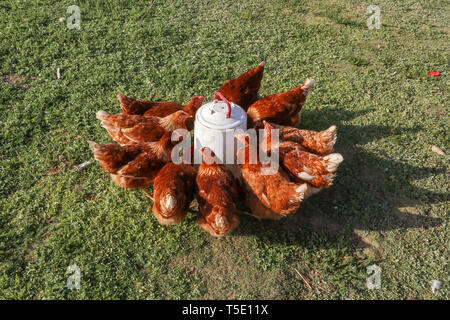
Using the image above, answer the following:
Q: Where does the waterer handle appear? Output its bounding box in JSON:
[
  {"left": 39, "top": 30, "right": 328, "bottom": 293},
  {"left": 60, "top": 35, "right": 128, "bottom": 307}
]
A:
[{"left": 213, "top": 92, "right": 232, "bottom": 118}]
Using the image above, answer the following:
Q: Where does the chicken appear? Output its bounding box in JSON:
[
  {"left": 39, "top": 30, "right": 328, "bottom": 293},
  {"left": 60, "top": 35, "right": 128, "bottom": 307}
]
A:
[
  {"left": 96, "top": 110, "right": 193, "bottom": 145},
  {"left": 235, "top": 134, "right": 315, "bottom": 220},
  {"left": 196, "top": 147, "right": 240, "bottom": 237},
  {"left": 117, "top": 94, "right": 205, "bottom": 118},
  {"left": 88, "top": 131, "right": 183, "bottom": 192},
  {"left": 261, "top": 124, "right": 343, "bottom": 188},
  {"left": 217, "top": 61, "right": 265, "bottom": 111},
  {"left": 247, "top": 78, "right": 315, "bottom": 127},
  {"left": 257, "top": 121, "right": 337, "bottom": 155},
  {"left": 152, "top": 163, "right": 196, "bottom": 225}
]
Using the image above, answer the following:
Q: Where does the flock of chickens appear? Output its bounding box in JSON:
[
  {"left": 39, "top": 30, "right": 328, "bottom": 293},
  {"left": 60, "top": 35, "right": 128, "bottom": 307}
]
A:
[{"left": 88, "top": 62, "right": 344, "bottom": 236}]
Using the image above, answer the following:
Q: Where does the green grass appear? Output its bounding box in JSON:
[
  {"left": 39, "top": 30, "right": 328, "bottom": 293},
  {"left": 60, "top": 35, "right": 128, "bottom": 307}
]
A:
[{"left": 0, "top": 0, "right": 449, "bottom": 299}]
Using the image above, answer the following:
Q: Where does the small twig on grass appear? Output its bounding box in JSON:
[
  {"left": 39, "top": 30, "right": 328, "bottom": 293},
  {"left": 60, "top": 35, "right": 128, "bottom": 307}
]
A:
[
  {"left": 293, "top": 267, "right": 312, "bottom": 290},
  {"left": 140, "top": 1, "right": 156, "bottom": 22},
  {"left": 73, "top": 161, "right": 91, "bottom": 172},
  {"left": 57, "top": 68, "right": 61, "bottom": 79}
]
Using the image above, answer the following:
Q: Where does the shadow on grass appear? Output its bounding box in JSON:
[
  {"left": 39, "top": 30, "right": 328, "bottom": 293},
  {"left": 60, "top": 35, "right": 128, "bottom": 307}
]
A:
[{"left": 234, "top": 107, "right": 444, "bottom": 251}]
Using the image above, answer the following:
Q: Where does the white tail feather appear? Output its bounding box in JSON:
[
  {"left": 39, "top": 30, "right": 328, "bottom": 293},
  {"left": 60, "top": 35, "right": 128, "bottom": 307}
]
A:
[
  {"left": 161, "top": 194, "right": 176, "bottom": 213},
  {"left": 303, "top": 78, "right": 315, "bottom": 95},
  {"left": 324, "top": 153, "right": 344, "bottom": 172},
  {"left": 96, "top": 110, "right": 110, "bottom": 120},
  {"left": 294, "top": 183, "right": 308, "bottom": 201},
  {"left": 87, "top": 141, "right": 99, "bottom": 152},
  {"left": 297, "top": 172, "right": 316, "bottom": 181},
  {"left": 215, "top": 215, "right": 229, "bottom": 231}
]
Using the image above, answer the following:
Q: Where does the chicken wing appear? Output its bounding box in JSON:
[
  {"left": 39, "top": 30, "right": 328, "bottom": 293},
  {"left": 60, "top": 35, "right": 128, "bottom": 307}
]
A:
[
  {"left": 259, "top": 121, "right": 337, "bottom": 155},
  {"left": 118, "top": 94, "right": 204, "bottom": 118},
  {"left": 217, "top": 61, "right": 265, "bottom": 111},
  {"left": 96, "top": 110, "right": 193, "bottom": 145},
  {"left": 261, "top": 124, "right": 343, "bottom": 188},
  {"left": 88, "top": 132, "right": 183, "bottom": 190},
  {"left": 247, "top": 78, "right": 314, "bottom": 127}
]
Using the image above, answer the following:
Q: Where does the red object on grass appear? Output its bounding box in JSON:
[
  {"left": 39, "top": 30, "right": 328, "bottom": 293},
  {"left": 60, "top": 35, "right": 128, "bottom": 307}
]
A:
[
  {"left": 213, "top": 91, "right": 232, "bottom": 118},
  {"left": 428, "top": 71, "right": 440, "bottom": 77}
]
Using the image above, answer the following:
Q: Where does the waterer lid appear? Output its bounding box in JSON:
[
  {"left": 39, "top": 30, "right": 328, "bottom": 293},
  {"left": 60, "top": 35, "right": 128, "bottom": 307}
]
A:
[{"left": 196, "top": 99, "right": 247, "bottom": 130}]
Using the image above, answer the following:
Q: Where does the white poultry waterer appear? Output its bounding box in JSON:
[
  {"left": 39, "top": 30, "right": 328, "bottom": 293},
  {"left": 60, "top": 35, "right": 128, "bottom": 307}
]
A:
[{"left": 194, "top": 93, "right": 247, "bottom": 166}]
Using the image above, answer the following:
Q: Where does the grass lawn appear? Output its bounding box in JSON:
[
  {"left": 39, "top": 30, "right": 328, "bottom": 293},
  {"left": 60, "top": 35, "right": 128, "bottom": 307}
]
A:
[{"left": 0, "top": 0, "right": 448, "bottom": 299}]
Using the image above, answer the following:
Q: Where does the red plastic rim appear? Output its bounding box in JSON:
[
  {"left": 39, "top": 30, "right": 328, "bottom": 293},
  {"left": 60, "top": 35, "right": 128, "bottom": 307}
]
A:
[{"left": 213, "top": 92, "right": 232, "bottom": 118}]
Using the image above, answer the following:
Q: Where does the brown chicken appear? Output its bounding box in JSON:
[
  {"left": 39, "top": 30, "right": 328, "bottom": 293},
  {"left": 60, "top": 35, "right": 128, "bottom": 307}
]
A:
[
  {"left": 247, "top": 78, "right": 315, "bottom": 127},
  {"left": 88, "top": 132, "right": 183, "bottom": 193},
  {"left": 152, "top": 162, "right": 196, "bottom": 225},
  {"left": 196, "top": 147, "right": 240, "bottom": 237},
  {"left": 261, "top": 124, "right": 343, "bottom": 188},
  {"left": 236, "top": 134, "right": 315, "bottom": 220},
  {"left": 117, "top": 94, "right": 205, "bottom": 118},
  {"left": 258, "top": 121, "right": 337, "bottom": 155},
  {"left": 96, "top": 110, "right": 193, "bottom": 145},
  {"left": 217, "top": 61, "right": 265, "bottom": 111}
]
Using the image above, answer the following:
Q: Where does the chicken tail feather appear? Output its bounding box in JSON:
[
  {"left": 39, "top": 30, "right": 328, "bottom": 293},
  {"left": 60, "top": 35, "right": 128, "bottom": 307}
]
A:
[
  {"left": 323, "top": 153, "right": 344, "bottom": 173},
  {"left": 302, "top": 78, "right": 315, "bottom": 96},
  {"left": 96, "top": 110, "right": 110, "bottom": 121},
  {"left": 302, "top": 183, "right": 321, "bottom": 199},
  {"left": 88, "top": 140, "right": 114, "bottom": 162},
  {"left": 303, "top": 78, "right": 315, "bottom": 90},
  {"left": 294, "top": 183, "right": 308, "bottom": 201},
  {"left": 87, "top": 140, "right": 100, "bottom": 153},
  {"left": 316, "top": 125, "right": 337, "bottom": 154},
  {"left": 183, "top": 96, "right": 205, "bottom": 115},
  {"left": 323, "top": 172, "right": 337, "bottom": 186},
  {"left": 117, "top": 94, "right": 134, "bottom": 112},
  {"left": 160, "top": 194, "right": 177, "bottom": 216}
]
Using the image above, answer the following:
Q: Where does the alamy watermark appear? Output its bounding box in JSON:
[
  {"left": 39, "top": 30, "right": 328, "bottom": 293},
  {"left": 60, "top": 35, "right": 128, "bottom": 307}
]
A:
[
  {"left": 66, "top": 5, "right": 81, "bottom": 30},
  {"left": 169, "top": 128, "right": 280, "bottom": 175},
  {"left": 366, "top": 264, "right": 381, "bottom": 290},
  {"left": 66, "top": 264, "right": 81, "bottom": 290},
  {"left": 366, "top": 5, "right": 381, "bottom": 30}
]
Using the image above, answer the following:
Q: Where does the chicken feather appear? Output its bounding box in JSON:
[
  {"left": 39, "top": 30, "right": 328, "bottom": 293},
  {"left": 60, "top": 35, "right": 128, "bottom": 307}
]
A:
[
  {"left": 236, "top": 134, "right": 315, "bottom": 220},
  {"left": 261, "top": 124, "right": 343, "bottom": 188},
  {"left": 152, "top": 163, "right": 196, "bottom": 225},
  {"left": 258, "top": 121, "right": 337, "bottom": 155},
  {"left": 118, "top": 94, "right": 204, "bottom": 118},
  {"left": 96, "top": 110, "right": 193, "bottom": 145},
  {"left": 88, "top": 132, "right": 183, "bottom": 189},
  {"left": 196, "top": 148, "right": 240, "bottom": 236},
  {"left": 217, "top": 61, "right": 265, "bottom": 110},
  {"left": 247, "top": 78, "right": 314, "bottom": 127}
]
